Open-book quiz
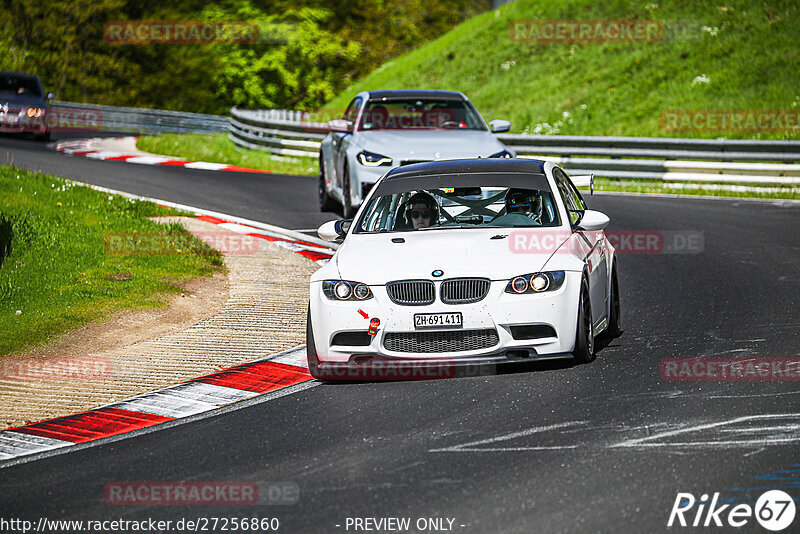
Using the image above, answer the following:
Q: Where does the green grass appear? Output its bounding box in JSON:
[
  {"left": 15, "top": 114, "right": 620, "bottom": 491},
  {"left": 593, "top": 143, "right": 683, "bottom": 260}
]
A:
[
  {"left": 137, "top": 133, "right": 317, "bottom": 176},
  {"left": 326, "top": 0, "right": 800, "bottom": 140},
  {"left": 0, "top": 166, "right": 223, "bottom": 356}
]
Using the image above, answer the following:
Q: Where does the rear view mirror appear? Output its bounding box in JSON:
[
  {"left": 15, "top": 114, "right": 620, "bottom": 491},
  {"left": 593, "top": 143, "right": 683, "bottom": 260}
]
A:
[
  {"left": 453, "top": 187, "right": 482, "bottom": 197},
  {"left": 441, "top": 187, "right": 481, "bottom": 197},
  {"left": 46, "top": 92, "right": 56, "bottom": 100}
]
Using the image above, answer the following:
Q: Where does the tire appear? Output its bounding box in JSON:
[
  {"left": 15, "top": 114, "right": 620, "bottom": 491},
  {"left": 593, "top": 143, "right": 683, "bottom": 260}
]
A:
[
  {"left": 318, "top": 157, "right": 337, "bottom": 212},
  {"left": 306, "top": 307, "right": 323, "bottom": 380},
  {"left": 342, "top": 164, "right": 356, "bottom": 219},
  {"left": 572, "top": 279, "right": 596, "bottom": 364},
  {"left": 36, "top": 130, "right": 50, "bottom": 142},
  {"left": 604, "top": 263, "right": 622, "bottom": 338}
]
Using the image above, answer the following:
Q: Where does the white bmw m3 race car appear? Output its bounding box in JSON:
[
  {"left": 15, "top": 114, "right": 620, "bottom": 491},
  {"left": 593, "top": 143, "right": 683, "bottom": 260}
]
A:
[{"left": 307, "top": 158, "right": 620, "bottom": 380}]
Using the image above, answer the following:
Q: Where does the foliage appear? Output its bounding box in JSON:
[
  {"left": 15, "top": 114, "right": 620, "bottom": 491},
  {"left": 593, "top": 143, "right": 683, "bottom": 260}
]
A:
[{"left": 0, "top": 0, "right": 488, "bottom": 114}]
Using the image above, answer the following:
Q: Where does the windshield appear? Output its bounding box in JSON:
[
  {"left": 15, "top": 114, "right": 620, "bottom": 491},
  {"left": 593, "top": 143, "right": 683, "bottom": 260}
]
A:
[
  {"left": 359, "top": 98, "right": 485, "bottom": 131},
  {"left": 0, "top": 75, "right": 42, "bottom": 97},
  {"left": 356, "top": 185, "right": 561, "bottom": 233}
]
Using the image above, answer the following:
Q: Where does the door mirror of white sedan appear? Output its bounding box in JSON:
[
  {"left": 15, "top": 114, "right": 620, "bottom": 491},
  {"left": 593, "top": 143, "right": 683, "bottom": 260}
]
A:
[
  {"left": 328, "top": 119, "right": 353, "bottom": 133},
  {"left": 488, "top": 119, "right": 511, "bottom": 133},
  {"left": 576, "top": 210, "right": 610, "bottom": 231},
  {"left": 318, "top": 219, "right": 352, "bottom": 242}
]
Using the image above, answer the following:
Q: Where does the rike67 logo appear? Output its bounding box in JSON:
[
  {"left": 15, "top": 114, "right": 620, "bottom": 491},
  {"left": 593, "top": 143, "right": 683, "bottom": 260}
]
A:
[{"left": 668, "top": 491, "right": 796, "bottom": 531}]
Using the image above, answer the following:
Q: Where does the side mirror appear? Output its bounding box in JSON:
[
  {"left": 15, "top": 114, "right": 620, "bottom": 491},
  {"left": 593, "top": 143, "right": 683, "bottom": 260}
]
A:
[
  {"left": 488, "top": 119, "right": 510, "bottom": 133},
  {"left": 576, "top": 210, "right": 610, "bottom": 231},
  {"left": 317, "top": 219, "right": 352, "bottom": 242},
  {"left": 328, "top": 119, "right": 353, "bottom": 133},
  {"left": 46, "top": 92, "right": 56, "bottom": 100}
]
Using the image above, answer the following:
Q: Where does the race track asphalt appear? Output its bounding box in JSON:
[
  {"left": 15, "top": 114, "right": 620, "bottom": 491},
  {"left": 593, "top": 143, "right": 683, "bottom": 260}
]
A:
[{"left": 1, "top": 133, "right": 799, "bottom": 533}]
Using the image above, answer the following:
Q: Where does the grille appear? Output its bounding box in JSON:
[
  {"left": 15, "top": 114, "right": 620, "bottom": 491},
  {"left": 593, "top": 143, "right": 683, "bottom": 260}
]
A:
[
  {"left": 386, "top": 280, "right": 435, "bottom": 306},
  {"left": 384, "top": 329, "right": 499, "bottom": 353},
  {"left": 440, "top": 278, "right": 490, "bottom": 304}
]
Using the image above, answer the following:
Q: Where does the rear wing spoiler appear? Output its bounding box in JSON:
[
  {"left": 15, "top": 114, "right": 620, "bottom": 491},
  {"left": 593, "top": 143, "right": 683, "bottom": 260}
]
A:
[{"left": 570, "top": 174, "right": 594, "bottom": 195}]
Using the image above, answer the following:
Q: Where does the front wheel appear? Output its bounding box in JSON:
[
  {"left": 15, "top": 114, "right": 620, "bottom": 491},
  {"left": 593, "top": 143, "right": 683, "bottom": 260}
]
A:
[
  {"left": 342, "top": 165, "right": 356, "bottom": 219},
  {"left": 572, "top": 279, "right": 595, "bottom": 364},
  {"left": 604, "top": 263, "right": 622, "bottom": 338},
  {"left": 318, "top": 158, "right": 337, "bottom": 212},
  {"left": 306, "top": 307, "right": 323, "bottom": 379}
]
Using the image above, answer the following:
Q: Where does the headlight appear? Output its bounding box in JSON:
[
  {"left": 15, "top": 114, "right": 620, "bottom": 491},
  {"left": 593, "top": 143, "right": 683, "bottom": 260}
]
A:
[
  {"left": 26, "top": 108, "right": 43, "bottom": 118},
  {"left": 504, "top": 271, "right": 565, "bottom": 294},
  {"left": 357, "top": 151, "right": 392, "bottom": 167},
  {"left": 489, "top": 149, "right": 513, "bottom": 159},
  {"left": 322, "top": 280, "right": 373, "bottom": 301}
]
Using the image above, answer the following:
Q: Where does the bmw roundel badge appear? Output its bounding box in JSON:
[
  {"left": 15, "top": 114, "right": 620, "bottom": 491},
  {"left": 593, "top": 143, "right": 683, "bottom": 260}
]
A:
[{"left": 432, "top": 270, "right": 444, "bottom": 277}]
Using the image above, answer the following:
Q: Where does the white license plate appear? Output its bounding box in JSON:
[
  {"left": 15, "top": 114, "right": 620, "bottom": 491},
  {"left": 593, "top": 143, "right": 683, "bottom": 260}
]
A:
[{"left": 414, "top": 312, "right": 463, "bottom": 329}]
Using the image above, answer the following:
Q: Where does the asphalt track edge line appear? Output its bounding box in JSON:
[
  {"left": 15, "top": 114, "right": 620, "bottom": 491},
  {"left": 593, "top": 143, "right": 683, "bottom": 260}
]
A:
[{"left": 0, "top": 364, "right": 319, "bottom": 470}]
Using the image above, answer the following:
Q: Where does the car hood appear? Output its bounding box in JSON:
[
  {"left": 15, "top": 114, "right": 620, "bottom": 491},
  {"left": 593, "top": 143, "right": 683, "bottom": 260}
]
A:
[
  {"left": 0, "top": 94, "right": 46, "bottom": 108},
  {"left": 355, "top": 130, "right": 506, "bottom": 160},
  {"left": 334, "top": 228, "right": 572, "bottom": 285}
]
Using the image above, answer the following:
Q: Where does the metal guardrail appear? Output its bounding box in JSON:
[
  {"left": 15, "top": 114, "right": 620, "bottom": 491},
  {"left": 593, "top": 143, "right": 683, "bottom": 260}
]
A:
[
  {"left": 227, "top": 107, "right": 800, "bottom": 185},
  {"left": 52, "top": 101, "right": 229, "bottom": 134}
]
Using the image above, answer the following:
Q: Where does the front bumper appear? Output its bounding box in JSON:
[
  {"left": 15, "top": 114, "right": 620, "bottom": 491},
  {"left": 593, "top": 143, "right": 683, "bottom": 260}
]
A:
[
  {"left": 349, "top": 162, "right": 387, "bottom": 206},
  {"left": 0, "top": 112, "right": 47, "bottom": 134},
  {"left": 312, "top": 351, "right": 574, "bottom": 381},
  {"left": 309, "top": 272, "right": 582, "bottom": 365}
]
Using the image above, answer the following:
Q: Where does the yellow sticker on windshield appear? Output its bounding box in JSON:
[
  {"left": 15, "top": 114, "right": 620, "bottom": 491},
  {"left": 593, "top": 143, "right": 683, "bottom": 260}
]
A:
[{"left": 442, "top": 188, "right": 454, "bottom": 193}]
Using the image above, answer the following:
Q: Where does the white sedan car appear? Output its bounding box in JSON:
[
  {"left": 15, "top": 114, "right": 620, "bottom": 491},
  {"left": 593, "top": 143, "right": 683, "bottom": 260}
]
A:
[
  {"left": 318, "top": 89, "right": 514, "bottom": 218},
  {"left": 307, "top": 158, "right": 620, "bottom": 380}
]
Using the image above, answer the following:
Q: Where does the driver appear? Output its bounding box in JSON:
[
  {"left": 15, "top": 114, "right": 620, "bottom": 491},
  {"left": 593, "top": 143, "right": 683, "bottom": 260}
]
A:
[
  {"left": 404, "top": 192, "right": 439, "bottom": 229},
  {"left": 488, "top": 188, "right": 543, "bottom": 226}
]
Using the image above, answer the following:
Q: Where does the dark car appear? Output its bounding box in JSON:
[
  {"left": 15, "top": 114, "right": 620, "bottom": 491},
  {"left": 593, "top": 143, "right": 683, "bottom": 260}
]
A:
[{"left": 0, "top": 71, "right": 55, "bottom": 141}]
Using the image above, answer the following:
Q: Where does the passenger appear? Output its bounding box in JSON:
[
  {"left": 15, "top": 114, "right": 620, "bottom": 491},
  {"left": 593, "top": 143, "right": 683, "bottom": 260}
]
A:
[{"left": 404, "top": 192, "right": 439, "bottom": 229}]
